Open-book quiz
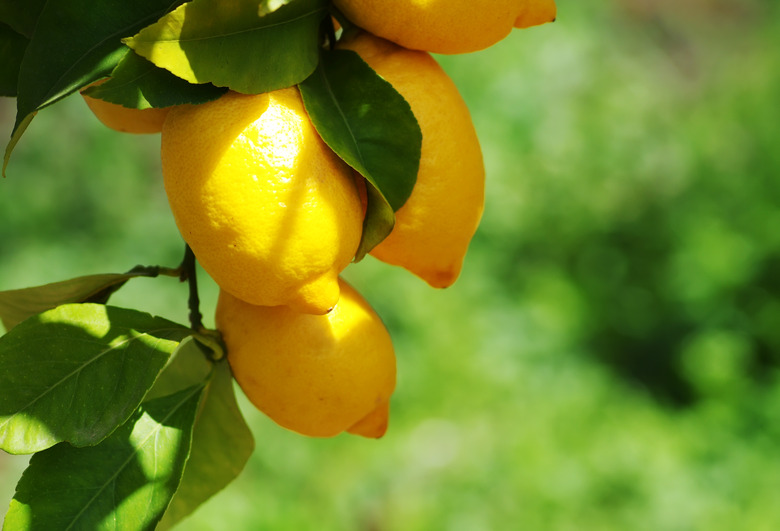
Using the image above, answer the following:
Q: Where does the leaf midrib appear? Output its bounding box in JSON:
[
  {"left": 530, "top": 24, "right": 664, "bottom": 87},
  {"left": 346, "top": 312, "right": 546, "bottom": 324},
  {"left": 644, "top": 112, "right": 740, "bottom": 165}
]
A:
[
  {"left": 64, "top": 384, "right": 203, "bottom": 531},
  {"left": 0, "top": 327, "right": 181, "bottom": 436},
  {"left": 136, "top": 6, "right": 327, "bottom": 45}
]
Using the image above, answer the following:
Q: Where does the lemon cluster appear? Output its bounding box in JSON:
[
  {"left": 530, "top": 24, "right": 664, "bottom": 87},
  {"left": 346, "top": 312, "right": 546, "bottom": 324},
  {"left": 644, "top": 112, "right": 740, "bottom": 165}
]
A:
[{"left": 80, "top": 1, "right": 556, "bottom": 439}]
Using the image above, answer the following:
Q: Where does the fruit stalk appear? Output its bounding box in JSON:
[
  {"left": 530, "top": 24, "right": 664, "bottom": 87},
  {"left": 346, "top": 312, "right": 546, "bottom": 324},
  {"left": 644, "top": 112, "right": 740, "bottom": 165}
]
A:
[{"left": 178, "top": 244, "right": 204, "bottom": 332}]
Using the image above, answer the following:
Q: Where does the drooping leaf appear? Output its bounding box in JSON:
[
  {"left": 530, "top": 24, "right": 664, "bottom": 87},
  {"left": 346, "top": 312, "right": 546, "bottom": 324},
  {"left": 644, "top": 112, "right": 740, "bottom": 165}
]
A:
[
  {"left": 157, "top": 358, "right": 254, "bottom": 530},
  {"left": 0, "top": 270, "right": 165, "bottom": 332},
  {"left": 125, "top": 0, "right": 329, "bottom": 94},
  {"left": 299, "top": 49, "right": 422, "bottom": 258},
  {"left": 3, "top": 384, "right": 204, "bottom": 531},
  {"left": 0, "top": 22, "right": 27, "bottom": 97},
  {"left": 0, "top": 0, "right": 46, "bottom": 38},
  {"left": 3, "top": 0, "right": 187, "bottom": 176},
  {"left": 0, "top": 304, "right": 192, "bottom": 455},
  {"left": 359, "top": 182, "right": 398, "bottom": 260},
  {"left": 145, "top": 336, "right": 214, "bottom": 400},
  {"left": 82, "top": 51, "right": 227, "bottom": 110}
]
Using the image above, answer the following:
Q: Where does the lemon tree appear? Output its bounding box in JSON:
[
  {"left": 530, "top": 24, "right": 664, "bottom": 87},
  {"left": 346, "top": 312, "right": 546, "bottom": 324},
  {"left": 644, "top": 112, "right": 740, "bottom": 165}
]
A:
[{"left": 0, "top": 0, "right": 556, "bottom": 528}]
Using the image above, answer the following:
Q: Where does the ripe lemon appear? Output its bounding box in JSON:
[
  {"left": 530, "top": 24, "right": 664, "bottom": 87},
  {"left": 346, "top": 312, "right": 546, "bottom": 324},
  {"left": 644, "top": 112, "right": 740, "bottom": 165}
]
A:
[
  {"left": 216, "top": 279, "right": 396, "bottom": 438},
  {"left": 81, "top": 89, "right": 169, "bottom": 134},
  {"left": 515, "top": 0, "right": 558, "bottom": 29},
  {"left": 339, "top": 33, "right": 484, "bottom": 288},
  {"left": 161, "top": 88, "right": 363, "bottom": 314},
  {"left": 332, "top": 0, "right": 557, "bottom": 54}
]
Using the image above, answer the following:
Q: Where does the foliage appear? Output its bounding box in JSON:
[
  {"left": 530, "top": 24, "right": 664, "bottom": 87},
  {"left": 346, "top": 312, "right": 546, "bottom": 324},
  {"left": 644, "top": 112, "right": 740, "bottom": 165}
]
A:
[
  {"left": 2, "top": 0, "right": 779, "bottom": 530},
  {"left": 0, "top": 0, "right": 423, "bottom": 528}
]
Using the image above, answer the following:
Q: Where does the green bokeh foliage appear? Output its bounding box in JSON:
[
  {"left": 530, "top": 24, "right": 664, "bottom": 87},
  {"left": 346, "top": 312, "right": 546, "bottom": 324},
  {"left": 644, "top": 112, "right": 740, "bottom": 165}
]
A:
[{"left": 2, "top": 0, "right": 780, "bottom": 528}]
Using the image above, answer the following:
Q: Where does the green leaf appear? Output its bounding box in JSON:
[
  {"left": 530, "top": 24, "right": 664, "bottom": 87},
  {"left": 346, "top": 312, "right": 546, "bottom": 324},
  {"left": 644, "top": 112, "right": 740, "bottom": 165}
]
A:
[
  {"left": 82, "top": 51, "right": 227, "bottom": 110},
  {"left": 145, "top": 337, "right": 214, "bottom": 401},
  {"left": 0, "top": 270, "right": 163, "bottom": 332},
  {"left": 359, "top": 182, "right": 398, "bottom": 261},
  {"left": 0, "top": 22, "right": 27, "bottom": 97},
  {"left": 299, "top": 49, "right": 422, "bottom": 258},
  {"left": 158, "top": 358, "right": 254, "bottom": 530},
  {"left": 3, "top": 0, "right": 187, "bottom": 176},
  {"left": 3, "top": 384, "right": 204, "bottom": 531},
  {"left": 0, "top": 0, "right": 46, "bottom": 38},
  {"left": 125, "top": 0, "right": 329, "bottom": 94},
  {"left": 0, "top": 304, "right": 192, "bottom": 455}
]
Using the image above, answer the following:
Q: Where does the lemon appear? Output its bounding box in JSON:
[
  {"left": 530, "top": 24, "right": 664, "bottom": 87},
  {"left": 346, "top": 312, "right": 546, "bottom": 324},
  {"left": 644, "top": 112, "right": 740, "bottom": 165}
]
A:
[
  {"left": 217, "top": 278, "right": 396, "bottom": 438},
  {"left": 515, "top": 0, "right": 558, "bottom": 29},
  {"left": 81, "top": 90, "right": 169, "bottom": 134},
  {"left": 333, "top": 0, "right": 557, "bottom": 54},
  {"left": 339, "top": 33, "right": 484, "bottom": 288},
  {"left": 161, "top": 88, "right": 363, "bottom": 314}
]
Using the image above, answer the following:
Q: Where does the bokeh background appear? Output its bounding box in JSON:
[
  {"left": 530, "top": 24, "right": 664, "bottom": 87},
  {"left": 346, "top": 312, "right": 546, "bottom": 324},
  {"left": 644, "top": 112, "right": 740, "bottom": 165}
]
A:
[{"left": 2, "top": 0, "right": 780, "bottom": 528}]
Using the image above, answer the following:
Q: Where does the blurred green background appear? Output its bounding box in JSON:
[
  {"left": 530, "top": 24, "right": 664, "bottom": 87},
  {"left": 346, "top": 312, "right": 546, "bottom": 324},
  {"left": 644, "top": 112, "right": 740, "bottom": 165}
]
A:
[{"left": 2, "top": 0, "right": 780, "bottom": 528}]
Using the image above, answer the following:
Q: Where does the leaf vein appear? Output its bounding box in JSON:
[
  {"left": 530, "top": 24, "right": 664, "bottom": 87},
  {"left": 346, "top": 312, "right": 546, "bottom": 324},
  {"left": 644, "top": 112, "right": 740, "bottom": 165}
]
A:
[
  {"left": 64, "top": 385, "right": 202, "bottom": 530},
  {"left": 37, "top": 9, "right": 167, "bottom": 110},
  {"left": 315, "top": 60, "right": 368, "bottom": 173},
  {"left": 0, "top": 329, "right": 179, "bottom": 433},
  {"left": 141, "top": 7, "right": 327, "bottom": 45}
]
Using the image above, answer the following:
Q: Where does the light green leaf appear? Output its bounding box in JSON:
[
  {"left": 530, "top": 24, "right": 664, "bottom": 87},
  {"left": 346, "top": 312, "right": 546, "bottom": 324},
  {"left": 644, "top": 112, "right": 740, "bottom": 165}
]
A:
[
  {"left": 0, "top": 304, "right": 192, "bottom": 455},
  {"left": 3, "top": 384, "right": 204, "bottom": 531},
  {"left": 158, "top": 359, "right": 254, "bottom": 530},
  {"left": 299, "top": 49, "right": 422, "bottom": 258},
  {"left": 0, "top": 22, "right": 28, "bottom": 97},
  {"left": 125, "top": 0, "right": 329, "bottom": 94},
  {"left": 4, "top": 0, "right": 187, "bottom": 176},
  {"left": 0, "top": 270, "right": 162, "bottom": 332},
  {"left": 82, "top": 51, "right": 227, "bottom": 110},
  {"left": 146, "top": 336, "right": 214, "bottom": 401}
]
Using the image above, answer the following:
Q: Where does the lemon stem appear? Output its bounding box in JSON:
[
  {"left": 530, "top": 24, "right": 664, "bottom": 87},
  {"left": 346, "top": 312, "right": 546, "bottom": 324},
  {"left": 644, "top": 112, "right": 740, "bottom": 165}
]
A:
[
  {"left": 178, "top": 244, "right": 204, "bottom": 332},
  {"left": 125, "top": 264, "right": 180, "bottom": 278}
]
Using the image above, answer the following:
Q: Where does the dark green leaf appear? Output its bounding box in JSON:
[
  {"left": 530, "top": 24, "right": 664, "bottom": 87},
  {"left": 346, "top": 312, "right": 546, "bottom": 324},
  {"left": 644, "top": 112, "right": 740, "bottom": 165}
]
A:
[
  {"left": 3, "top": 384, "right": 204, "bottom": 531},
  {"left": 359, "top": 182, "right": 397, "bottom": 261},
  {"left": 0, "top": 22, "right": 27, "bottom": 97},
  {"left": 158, "top": 358, "right": 254, "bottom": 530},
  {"left": 125, "top": 0, "right": 329, "bottom": 94},
  {"left": 82, "top": 51, "right": 227, "bottom": 110},
  {"left": 0, "top": 271, "right": 163, "bottom": 332},
  {"left": 0, "top": 0, "right": 46, "bottom": 38},
  {"left": 299, "top": 49, "right": 421, "bottom": 258},
  {"left": 3, "top": 0, "right": 187, "bottom": 176},
  {"left": 0, "top": 304, "right": 192, "bottom": 454}
]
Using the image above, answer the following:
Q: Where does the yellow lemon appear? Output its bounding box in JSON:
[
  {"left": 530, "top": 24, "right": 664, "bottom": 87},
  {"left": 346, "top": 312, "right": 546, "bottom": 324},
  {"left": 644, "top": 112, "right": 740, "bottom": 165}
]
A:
[
  {"left": 217, "top": 279, "right": 396, "bottom": 438},
  {"left": 515, "top": 0, "right": 558, "bottom": 29},
  {"left": 333, "top": 0, "right": 557, "bottom": 54},
  {"left": 81, "top": 90, "right": 169, "bottom": 134},
  {"left": 161, "top": 88, "right": 363, "bottom": 314},
  {"left": 339, "top": 32, "right": 484, "bottom": 288}
]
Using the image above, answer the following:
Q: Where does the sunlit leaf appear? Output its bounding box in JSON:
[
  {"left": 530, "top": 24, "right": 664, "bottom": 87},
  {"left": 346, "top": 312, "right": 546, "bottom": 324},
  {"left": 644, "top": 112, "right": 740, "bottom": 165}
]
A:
[
  {"left": 4, "top": 385, "right": 204, "bottom": 531},
  {"left": 82, "top": 51, "right": 227, "bottom": 110},
  {"left": 3, "top": 0, "right": 187, "bottom": 176},
  {"left": 125, "top": 0, "right": 328, "bottom": 94},
  {"left": 157, "top": 359, "right": 254, "bottom": 530},
  {"left": 299, "top": 49, "right": 421, "bottom": 258},
  {"left": 0, "top": 270, "right": 163, "bottom": 332},
  {"left": 145, "top": 336, "right": 214, "bottom": 401},
  {"left": 0, "top": 304, "right": 191, "bottom": 454}
]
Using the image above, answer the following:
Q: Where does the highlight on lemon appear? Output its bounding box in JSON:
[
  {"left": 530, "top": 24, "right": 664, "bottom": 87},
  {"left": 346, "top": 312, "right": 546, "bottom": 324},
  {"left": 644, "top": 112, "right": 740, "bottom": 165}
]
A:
[{"left": 161, "top": 88, "right": 364, "bottom": 315}]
